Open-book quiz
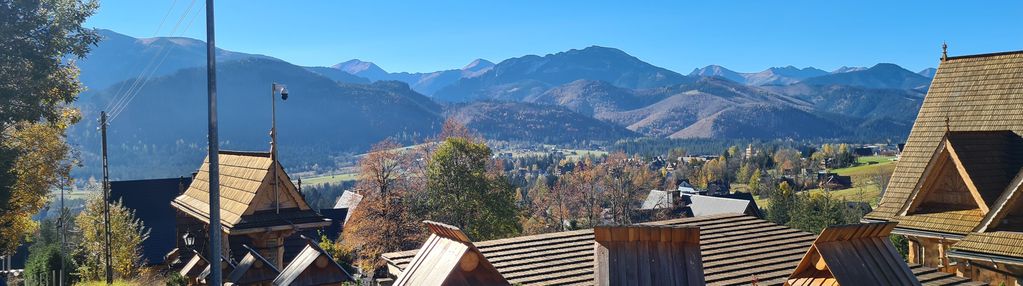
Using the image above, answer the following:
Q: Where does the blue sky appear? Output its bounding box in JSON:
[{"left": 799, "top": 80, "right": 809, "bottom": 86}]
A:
[{"left": 85, "top": 1, "right": 1023, "bottom": 73}]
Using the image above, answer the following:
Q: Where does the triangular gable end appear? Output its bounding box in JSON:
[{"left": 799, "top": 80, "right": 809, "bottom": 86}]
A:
[
  {"left": 394, "top": 221, "right": 509, "bottom": 286},
  {"left": 900, "top": 136, "right": 988, "bottom": 216},
  {"left": 246, "top": 161, "right": 312, "bottom": 215},
  {"left": 786, "top": 222, "right": 920, "bottom": 286},
  {"left": 272, "top": 236, "right": 354, "bottom": 286}
]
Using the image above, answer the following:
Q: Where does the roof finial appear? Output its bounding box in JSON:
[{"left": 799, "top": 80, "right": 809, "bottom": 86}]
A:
[
  {"left": 945, "top": 115, "right": 951, "bottom": 132},
  {"left": 942, "top": 42, "right": 948, "bottom": 61}
]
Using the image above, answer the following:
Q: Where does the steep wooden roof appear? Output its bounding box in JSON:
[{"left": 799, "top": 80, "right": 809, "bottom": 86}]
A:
[
  {"left": 383, "top": 214, "right": 984, "bottom": 286},
  {"left": 393, "top": 221, "right": 509, "bottom": 286},
  {"left": 786, "top": 222, "right": 919, "bottom": 286},
  {"left": 868, "top": 50, "right": 1023, "bottom": 223},
  {"left": 171, "top": 151, "right": 313, "bottom": 231}
]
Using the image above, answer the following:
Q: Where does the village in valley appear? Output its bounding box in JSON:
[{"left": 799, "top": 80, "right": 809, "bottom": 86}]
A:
[{"left": 2, "top": 1, "right": 1023, "bottom": 286}]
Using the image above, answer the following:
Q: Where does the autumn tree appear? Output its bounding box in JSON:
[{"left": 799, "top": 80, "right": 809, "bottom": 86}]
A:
[
  {"left": 341, "top": 140, "right": 422, "bottom": 274},
  {"left": 422, "top": 137, "right": 520, "bottom": 240},
  {"left": 601, "top": 152, "right": 656, "bottom": 225},
  {"left": 562, "top": 158, "right": 603, "bottom": 228},
  {"left": 0, "top": 0, "right": 98, "bottom": 255},
  {"left": 75, "top": 194, "right": 149, "bottom": 281}
]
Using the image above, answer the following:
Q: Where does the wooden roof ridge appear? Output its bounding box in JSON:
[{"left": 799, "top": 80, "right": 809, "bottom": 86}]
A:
[
  {"left": 786, "top": 222, "right": 920, "bottom": 286},
  {"left": 593, "top": 225, "right": 704, "bottom": 286},
  {"left": 394, "top": 221, "right": 510, "bottom": 286},
  {"left": 944, "top": 49, "right": 1023, "bottom": 61},
  {"left": 424, "top": 220, "right": 473, "bottom": 244}
]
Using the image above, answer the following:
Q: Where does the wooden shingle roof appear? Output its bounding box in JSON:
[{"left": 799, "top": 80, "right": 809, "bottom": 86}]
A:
[
  {"left": 383, "top": 214, "right": 984, "bottom": 286},
  {"left": 868, "top": 50, "right": 1023, "bottom": 223},
  {"left": 786, "top": 222, "right": 920, "bottom": 286},
  {"left": 952, "top": 231, "right": 1023, "bottom": 260},
  {"left": 171, "top": 151, "right": 314, "bottom": 231}
]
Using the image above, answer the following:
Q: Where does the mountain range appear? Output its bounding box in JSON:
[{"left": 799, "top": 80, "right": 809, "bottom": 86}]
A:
[{"left": 71, "top": 29, "right": 935, "bottom": 179}]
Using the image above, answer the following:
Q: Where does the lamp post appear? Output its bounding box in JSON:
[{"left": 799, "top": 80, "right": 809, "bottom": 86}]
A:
[
  {"left": 182, "top": 232, "right": 195, "bottom": 250},
  {"left": 270, "top": 83, "right": 288, "bottom": 214}
]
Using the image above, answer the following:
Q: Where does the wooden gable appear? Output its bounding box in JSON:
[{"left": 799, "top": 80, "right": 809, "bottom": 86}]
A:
[
  {"left": 786, "top": 222, "right": 919, "bottom": 286},
  {"left": 393, "top": 221, "right": 509, "bottom": 286},
  {"left": 901, "top": 137, "right": 984, "bottom": 215},
  {"left": 228, "top": 244, "right": 281, "bottom": 286},
  {"left": 593, "top": 225, "right": 703, "bottom": 286},
  {"left": 272, "top": 236, "right": 353, "bottom": 286}
]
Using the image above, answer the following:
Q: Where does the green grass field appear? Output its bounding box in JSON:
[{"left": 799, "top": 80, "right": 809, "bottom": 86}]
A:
[
  {"left": 738, "top": 155, "right": 898, "bottom": 208},
  {"left": 300, "top": 173, "right": 358, "bottom": 186}
]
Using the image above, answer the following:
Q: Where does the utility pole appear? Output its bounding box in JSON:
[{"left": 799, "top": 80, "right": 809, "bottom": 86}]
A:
[
  {"left": 205, "top": 0, "right": 223, "bottom": 285},
  {"left": 101, "top": 111, "right": 113, "bottom": 285}
]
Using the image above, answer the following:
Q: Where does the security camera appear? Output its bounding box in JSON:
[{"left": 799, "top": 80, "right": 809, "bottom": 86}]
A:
[{"left": 280, "top": 87, "right": 289, "bottom": 100}]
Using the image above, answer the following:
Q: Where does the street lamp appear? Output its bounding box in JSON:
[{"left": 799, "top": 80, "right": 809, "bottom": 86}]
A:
[
  {"left": 271, "top": 83, "right": 288, "bottom": 214},
  {"left": 183, "top": 232, "right": 195, "bottom": 248}
]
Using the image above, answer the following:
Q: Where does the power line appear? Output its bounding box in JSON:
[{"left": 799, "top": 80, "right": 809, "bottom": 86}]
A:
[
  {"left": 110, "top": 1, "right": 203, "bottom": 122},
  {"left": 103, "top": 0, "right": 180, "bottom": 112},
  {"left": 107, "top": 0, "right": 198, "bottom": 120}
]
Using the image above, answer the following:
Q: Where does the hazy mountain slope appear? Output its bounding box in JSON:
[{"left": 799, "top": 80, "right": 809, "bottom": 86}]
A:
[
  {"left": 600, "top": 78, "right": 810, "bottom": 137},
  {"left": 446, "top": 101, "right": 639, "bottom": 143},
  {"left": 434, "top": 46, "right": 693, "bottom": 102},
  {"left": 670, "top": 103, "right": 845, "bottom": 139},
  {"left": 832, "top": 66, "right": 867, "bottom": 73},
  {"left": 799, "top": 63, "right": 931, "bottom": 90},
  {"left": 72, "top": 58, "right": 445, "bottom": 179},
  {"left": 524, "top": 80, "right": 665, "bottom": 117},
  {"left": 764, "top": 84, "right": 924, "bottom": 123},
  {"left": 77, "top": 29, "right": 273, "bottom": 91}
]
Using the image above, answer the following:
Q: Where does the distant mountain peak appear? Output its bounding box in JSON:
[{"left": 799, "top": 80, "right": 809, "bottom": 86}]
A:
[
  {"left": 333, "top": 59, "right": 384, "bottom": 73},
  {"left": 918, "top": 67, "right": 937, "bottom": 78},
  {"left": 463, "top": 59, "right": 495, "bottom": 71}
]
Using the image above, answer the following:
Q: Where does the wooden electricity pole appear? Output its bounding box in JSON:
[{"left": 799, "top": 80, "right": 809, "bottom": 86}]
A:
[{"left": 101, "top": 111, "right": 113, "bottom": 284}]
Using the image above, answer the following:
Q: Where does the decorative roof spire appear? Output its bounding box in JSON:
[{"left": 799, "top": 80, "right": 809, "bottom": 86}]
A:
[
  {"left": 945, "top": 115, "right": 951, "bottom": 132},
  {"left": 942, "top": 42, "right": 948, "bottom": 61}
]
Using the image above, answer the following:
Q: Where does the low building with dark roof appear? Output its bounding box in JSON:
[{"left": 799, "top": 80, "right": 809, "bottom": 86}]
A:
[{"left": 109, "top": 177, "right": 192, "bottom": 265}]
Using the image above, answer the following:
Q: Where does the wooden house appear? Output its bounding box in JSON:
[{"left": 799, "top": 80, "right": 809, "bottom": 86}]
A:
[
  {"left": 383, "top": 214, "right": 982, "bottom": 285},
  {"left": 171, "top": 151, "right": 331, "bottom": 272},
  {"left": 393, "top": 221, "right": 508, "bottom": 286},
  {"left": 865, "top": 49, "right": 1023, "bottom": 285},
  {"left": 271, "top": 236, "right": 354, "bottom": 286},
  {"left": 786, "top": 222, "right": 920, "bottom": 286}
]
